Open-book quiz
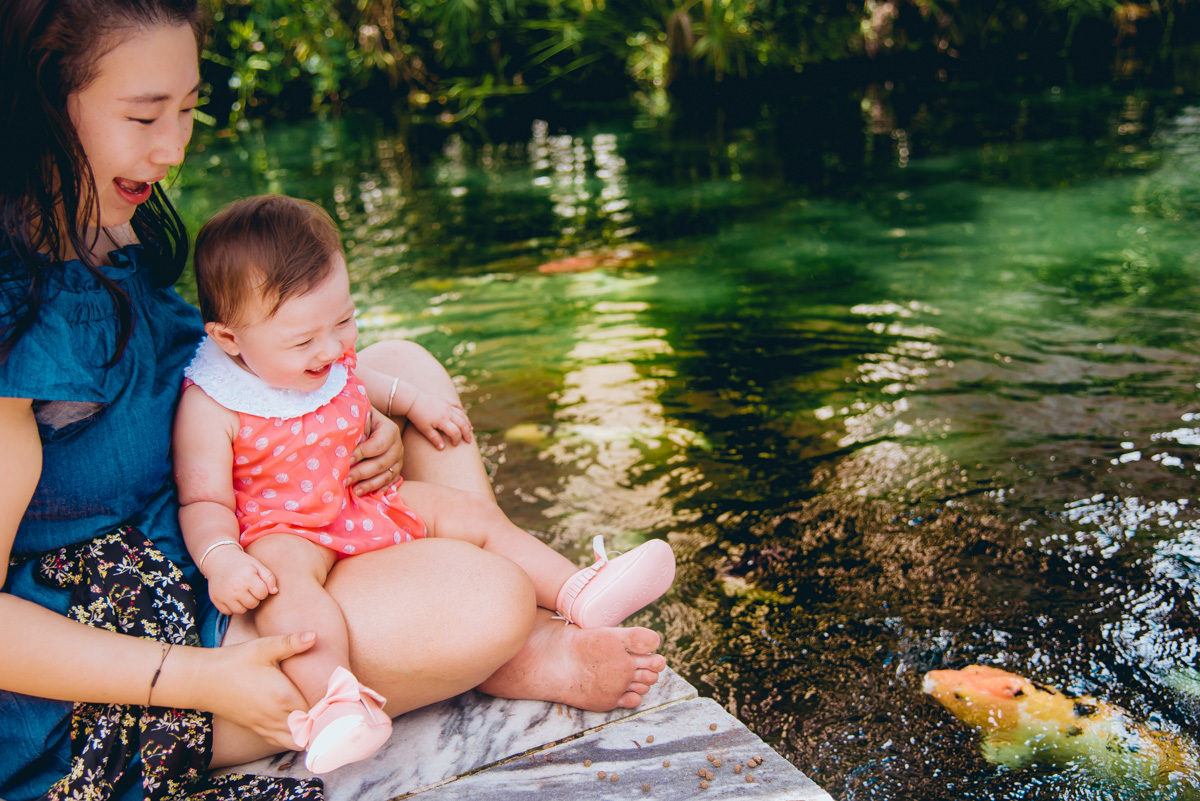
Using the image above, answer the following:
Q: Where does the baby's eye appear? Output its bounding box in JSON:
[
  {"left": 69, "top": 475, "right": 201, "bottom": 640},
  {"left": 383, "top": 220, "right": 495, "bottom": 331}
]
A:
[
  {"left": 127, "top": 117, "right": 156, "bottom": 125},
  {"left": 337, "top": 317, "right": 354, "bottom": 327},
  {"left": 293, "top": 339, "right": 313, "bottom": 349}
]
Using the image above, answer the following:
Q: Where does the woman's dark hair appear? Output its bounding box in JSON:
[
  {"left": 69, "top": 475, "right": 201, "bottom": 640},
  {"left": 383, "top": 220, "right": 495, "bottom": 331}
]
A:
[{"left": 0, "top": 0, "right": 206, "bottom": 362}]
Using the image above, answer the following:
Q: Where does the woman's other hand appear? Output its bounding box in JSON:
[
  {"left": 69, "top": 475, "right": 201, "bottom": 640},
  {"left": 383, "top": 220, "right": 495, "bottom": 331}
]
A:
[
  {"left": 349, "top": 408, "right": 404, "bottom": 495},
  {"left": 203, "top": 631, "right": 315, "bottom": 749}
]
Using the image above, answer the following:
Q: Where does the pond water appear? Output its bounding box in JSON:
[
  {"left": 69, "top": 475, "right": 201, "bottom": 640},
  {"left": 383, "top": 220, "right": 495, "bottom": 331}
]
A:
[{"left": 174, "top": 77, "right": 1200, "bottom": 799}]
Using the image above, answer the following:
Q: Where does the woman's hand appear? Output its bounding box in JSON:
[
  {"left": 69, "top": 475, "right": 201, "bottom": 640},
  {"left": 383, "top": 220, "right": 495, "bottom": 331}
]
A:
[
  {"left": 349, "top": 408, "right": 404, "bottom": 495},
  {"left": 202, "top": 631, "right": 316, "bottom": 749}
]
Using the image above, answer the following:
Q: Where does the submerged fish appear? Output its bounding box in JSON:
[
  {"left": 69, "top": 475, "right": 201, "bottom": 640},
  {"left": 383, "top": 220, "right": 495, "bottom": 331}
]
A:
[
  {"left": 923, "top": 665, "right": 1200, "bottom": 788},
  {"left": 536, "top": 245, "right": 651, "bottom": 274}
]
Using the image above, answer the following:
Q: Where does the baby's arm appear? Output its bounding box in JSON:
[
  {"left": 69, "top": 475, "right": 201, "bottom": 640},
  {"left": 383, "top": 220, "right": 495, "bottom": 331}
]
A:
[
  {"left": 357, "top": 363, "right": 473, "bottom": 450},
  {"left": 173, "top": 386, "right": 277, "bottom": 615}
]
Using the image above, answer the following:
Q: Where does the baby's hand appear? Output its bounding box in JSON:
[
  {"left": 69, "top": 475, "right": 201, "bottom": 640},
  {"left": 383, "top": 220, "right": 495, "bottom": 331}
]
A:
[
  {"left": 203, "top": 547, "right": 278, "bottom": 615},
  {"left": 406, "top": 391, "right": 473, "bottom": 450}
]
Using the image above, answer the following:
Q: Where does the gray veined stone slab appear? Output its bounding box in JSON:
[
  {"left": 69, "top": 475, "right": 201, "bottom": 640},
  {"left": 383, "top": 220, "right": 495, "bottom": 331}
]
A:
[
  {"left": 222, "top": 667, "right": 697, "bottom": 801},
  {"left": 402, "top": 697, "right": 832, "bottom": 801}
]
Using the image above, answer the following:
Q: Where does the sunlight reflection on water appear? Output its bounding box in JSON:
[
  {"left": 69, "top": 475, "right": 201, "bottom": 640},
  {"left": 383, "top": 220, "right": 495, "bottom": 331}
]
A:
[{"left": 174, "top": 84, "right": 1200, "bottom": 800}]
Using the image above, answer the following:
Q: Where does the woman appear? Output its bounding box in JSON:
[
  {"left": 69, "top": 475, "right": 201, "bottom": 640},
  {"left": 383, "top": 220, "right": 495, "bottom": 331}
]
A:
[{"left": 0, "top": 2, "right": 665, "bottom": 799}]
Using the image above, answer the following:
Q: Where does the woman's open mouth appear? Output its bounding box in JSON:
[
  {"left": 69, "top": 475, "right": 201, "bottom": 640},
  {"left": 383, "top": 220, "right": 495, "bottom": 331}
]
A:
[{"left": 113, "top": 178, "right": 154, "bottom": 205}]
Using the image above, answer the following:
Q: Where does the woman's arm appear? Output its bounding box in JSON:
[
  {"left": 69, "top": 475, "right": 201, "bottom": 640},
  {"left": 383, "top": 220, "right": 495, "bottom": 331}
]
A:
[{"left": 0, "top": 395, "right": 310, "bottom": 748}]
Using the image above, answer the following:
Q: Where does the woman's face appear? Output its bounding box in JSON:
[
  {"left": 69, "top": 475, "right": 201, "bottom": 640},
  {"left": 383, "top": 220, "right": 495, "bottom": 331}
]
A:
[{"left": 67, "top": 23, "right": 200, "bottom": 228}]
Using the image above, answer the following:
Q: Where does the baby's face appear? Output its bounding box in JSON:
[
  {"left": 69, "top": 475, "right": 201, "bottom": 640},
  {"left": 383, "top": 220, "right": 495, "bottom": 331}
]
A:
[{"left": 220, "top": 253, "right": 358, "bottom": 392}]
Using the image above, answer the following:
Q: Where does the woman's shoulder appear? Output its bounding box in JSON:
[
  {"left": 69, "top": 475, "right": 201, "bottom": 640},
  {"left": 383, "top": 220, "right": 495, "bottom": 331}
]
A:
[{"left": 0, "top": 243, "right": 200, "bottom": 403}]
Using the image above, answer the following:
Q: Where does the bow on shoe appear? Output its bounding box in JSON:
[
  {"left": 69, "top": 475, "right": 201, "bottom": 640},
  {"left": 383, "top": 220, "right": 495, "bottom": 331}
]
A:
[{"left": 287, "top": 667, "right": 386, "bottom": 748}]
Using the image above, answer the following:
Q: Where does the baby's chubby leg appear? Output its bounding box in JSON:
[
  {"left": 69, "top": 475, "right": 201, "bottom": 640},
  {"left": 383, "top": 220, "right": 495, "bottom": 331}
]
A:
[
  {"left": 395, "top": 482, "right": 576, "bottom": 611},
  {"left": 245, "top": 533, "right": 344, "bottom": 707}
]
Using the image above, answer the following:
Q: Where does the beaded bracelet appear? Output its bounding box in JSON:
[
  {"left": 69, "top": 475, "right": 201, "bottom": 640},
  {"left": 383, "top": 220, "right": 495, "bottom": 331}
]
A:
[
  {"left": 147, "top": 641, "right": 173, "bottom": 707},
  {"left": 198, "top": 538, "right": 242, "bottom": 572}
]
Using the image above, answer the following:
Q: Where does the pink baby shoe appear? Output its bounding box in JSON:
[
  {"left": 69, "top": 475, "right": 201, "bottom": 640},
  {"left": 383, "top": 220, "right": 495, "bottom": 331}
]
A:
[
  {"left": 555, "top": 535, "right": 675, "bottom": 628},
  {"left": 287, "top": 666, "right": 392, "bottom": 774}
]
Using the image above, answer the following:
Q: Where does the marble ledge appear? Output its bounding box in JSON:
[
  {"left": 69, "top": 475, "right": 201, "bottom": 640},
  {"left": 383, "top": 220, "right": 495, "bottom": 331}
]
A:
[
  {"left": 405, "top": 697, "right": 833, "bottom": 801},
  {"left": 223, "top": 667, "right": 698, "bottom": 800}
]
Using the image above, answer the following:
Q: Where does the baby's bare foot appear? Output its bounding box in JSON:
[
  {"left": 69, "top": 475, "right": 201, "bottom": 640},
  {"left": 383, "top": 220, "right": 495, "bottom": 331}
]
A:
[{"left": 478, "top": 610, "right": 666, "bottom": 712}]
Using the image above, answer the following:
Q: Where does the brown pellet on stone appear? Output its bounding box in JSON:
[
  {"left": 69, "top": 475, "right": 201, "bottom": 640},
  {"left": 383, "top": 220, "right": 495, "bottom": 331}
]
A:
[
  {"left": 706, "top": 753, "right": 715, "bottom": 763},
  {"left": 610, "top": 773, "right": 618, "bottom": 783},
  {"left": 734, "top": 763, "right": 743, "bottom": 774},
  {"left": 709, "top": 723, "right": 718, "bottom": 731},
  {"left": 646, "top": 735, "right": 655, "bottom": 743},
  {"left": 584, "top": 759, "right": 592, "bottom": 767},
  {"left": 662, "top": 760, "right": 671, "bottom": 768},
  {"left": 698, "top": 768, "right": 707, "bottom": 778},
  {"left": 746, "top": 774, "right": 755, "bottom": 783},
  {"left": 642, "top": 783, "right": 650, "bottom": 793},
  {"left": 598, "top": 771, "right": 607, "bottom": 780},
  {"left": 705, "top": 769, "right": 715, "bottom": 781},
  {"left": 713, "top": 759, "right": 722, "bottom": 768},
  {"left": 700, "top": 780, "right": 710, "bottom": 789}
]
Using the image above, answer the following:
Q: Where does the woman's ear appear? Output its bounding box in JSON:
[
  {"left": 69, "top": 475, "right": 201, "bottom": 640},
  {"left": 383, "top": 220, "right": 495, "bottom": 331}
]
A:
[{"left": 205, "top": 321, "right": 241, "bottom": 357}]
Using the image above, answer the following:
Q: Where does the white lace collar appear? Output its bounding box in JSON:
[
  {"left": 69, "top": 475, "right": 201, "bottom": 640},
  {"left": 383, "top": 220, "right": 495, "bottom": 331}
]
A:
[{"left": 184, "top": 336, "right": 349, "bottom": 419}]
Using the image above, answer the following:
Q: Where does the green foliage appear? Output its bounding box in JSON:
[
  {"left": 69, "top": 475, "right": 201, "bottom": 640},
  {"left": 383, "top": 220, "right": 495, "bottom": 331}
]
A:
[{"left": 197, "top": 0, "right": 1189, "bottom": 126}]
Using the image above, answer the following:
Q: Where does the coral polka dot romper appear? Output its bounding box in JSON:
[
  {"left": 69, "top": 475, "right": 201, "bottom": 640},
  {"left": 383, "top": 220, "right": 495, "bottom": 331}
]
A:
[{"left": 184, "top": 337, "right": 426, "bottom": 558}]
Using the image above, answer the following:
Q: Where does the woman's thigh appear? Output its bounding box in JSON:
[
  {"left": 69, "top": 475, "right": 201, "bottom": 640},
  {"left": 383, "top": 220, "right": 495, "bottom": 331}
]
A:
[{"left": 210, "top": 537, "right": 535, "bottom": 767}]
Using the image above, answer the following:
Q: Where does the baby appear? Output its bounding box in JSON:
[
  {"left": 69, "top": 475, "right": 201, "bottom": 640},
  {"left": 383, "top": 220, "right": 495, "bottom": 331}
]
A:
[{"left": 173, "top": 194, "right": 676, "bottom": 774}]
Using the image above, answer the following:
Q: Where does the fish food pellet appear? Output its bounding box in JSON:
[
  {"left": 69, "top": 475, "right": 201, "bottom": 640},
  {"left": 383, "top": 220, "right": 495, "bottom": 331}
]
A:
[
  {"left": 642, "top": 782, "right": 650, "bottom": 792},
  {"left": 700, "top": 780, "right": 710, "bottom": 789},
  {"left": 646, "top": 735, "right": 654, "bottom": 743},
  {"left": 598, "top": 771, "right": 606, "bottom": 780},
  {"left": 610, "top": 773, "right": 618, "bottom": 783},
  {"left": 584, "top": 759, "right": 592, "bottom": 767},
  {"left": 709, "top": 723, "right": 718, "bottom": 731},
  {"left": 698, "top": 768, "right": 707, "bottom": 778},
  {"left": 713, "top": 758, "right": 722, "bottom": 768},
  {"left": 705, "top": 769, "right": 715, "bottom": 781},
  {"left": 662, "top": 760, "right": 671, "bottom": 768},
  {"left": 706, "top": 753, "right": 715, "bottom": 763},
  {"left": 746, "top": 774, "right": 755, "bottom": 783},
  {"left": 734, "top": 764, "right": 743, "bottom": 774}
]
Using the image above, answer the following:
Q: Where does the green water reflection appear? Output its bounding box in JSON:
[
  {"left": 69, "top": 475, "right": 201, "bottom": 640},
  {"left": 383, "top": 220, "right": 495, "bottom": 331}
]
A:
[{"left": 174, "top": 84, "right": 1200, "bottom": 800}]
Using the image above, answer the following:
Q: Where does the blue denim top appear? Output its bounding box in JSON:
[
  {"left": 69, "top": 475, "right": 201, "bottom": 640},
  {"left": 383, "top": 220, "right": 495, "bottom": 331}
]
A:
[{"left": 0, "top": 244, "right": 215, "bottom": 800}]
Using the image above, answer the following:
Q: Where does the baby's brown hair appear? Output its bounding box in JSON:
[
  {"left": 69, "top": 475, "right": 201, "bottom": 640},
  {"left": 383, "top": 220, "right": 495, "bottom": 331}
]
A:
[{"left": 194, "top": 194, "right": 342, "bottom": 327}]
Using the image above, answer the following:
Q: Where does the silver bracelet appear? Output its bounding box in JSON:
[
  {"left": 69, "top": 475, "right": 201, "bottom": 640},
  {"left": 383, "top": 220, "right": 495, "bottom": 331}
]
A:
[
  {"left": 386, "top": 376, "right": 400, "bottom": 416},
  {"left": 198, "top": 538, "right": 242, "bottom": 572}
]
